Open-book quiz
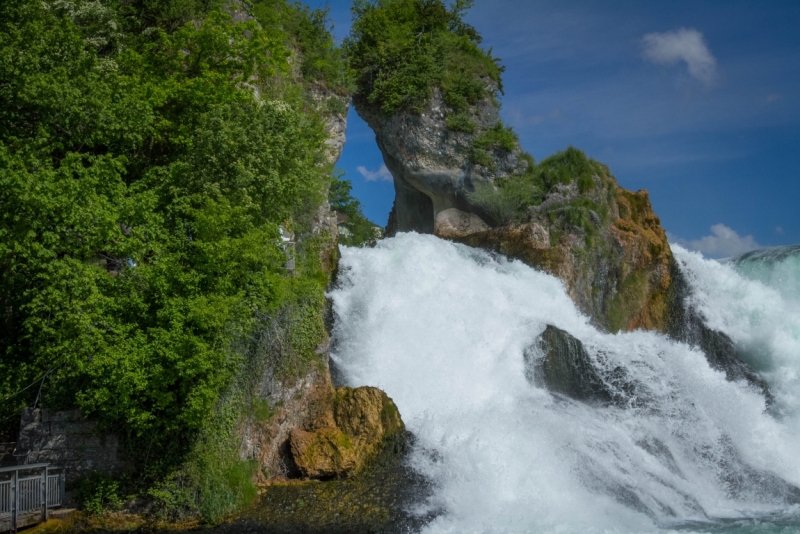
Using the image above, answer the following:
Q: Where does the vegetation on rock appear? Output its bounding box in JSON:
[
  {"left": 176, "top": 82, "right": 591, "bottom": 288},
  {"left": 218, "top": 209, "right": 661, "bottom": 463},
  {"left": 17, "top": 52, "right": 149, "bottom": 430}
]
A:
[
  {"left": 0, "top": 0, "right": 348, "bottom": 522},
  {"left": 346, "top": 0, "right": 504, "bottom": 116}
]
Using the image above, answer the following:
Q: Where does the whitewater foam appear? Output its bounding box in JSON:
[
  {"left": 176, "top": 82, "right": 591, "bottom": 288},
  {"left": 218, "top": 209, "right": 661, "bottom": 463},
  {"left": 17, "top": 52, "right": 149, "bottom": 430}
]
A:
[{"left": 329, "top": 234, "right": 800, "bottom": 533}]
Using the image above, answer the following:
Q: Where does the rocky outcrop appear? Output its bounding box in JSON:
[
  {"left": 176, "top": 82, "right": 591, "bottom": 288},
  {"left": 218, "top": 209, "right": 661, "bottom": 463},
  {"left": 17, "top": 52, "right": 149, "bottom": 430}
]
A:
[
  {"left": 355, "top": 85, "right": 524, "bottom": 234},
  {"left": 354, "top": 71, "right": 672, "bottom": 334},
  {"left": 356, "top": 70, "right": 771, "bottom": 404},
  {"left": 289, "top": 387, "right": 404, "bottom": 479},
  {"left": 455, "top": 172, "right": 672, "bottom": 334},
  {"left": 237, "top": 86, "right": 407, "bottom": 485},
  {"left": 525, "top": 326, "right": 615, "bottom": 403}
]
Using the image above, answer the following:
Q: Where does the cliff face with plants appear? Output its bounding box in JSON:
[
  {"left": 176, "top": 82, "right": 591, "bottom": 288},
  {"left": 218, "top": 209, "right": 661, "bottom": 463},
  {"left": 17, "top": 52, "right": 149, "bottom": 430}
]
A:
[
  {"left": 0, "top": 0, "right": 397, "bottom": 524},
  {"left": 346, "top": 1, "right": 771, "bottom": 413},
  {"left": 346, "top": 0, "right": 672, "bottom": 334}
]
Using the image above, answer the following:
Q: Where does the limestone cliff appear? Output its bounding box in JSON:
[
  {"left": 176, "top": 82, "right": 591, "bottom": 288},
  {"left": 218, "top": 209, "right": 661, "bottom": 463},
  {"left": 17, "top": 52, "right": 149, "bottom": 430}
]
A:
[
  {"left": 355, "top": 83, "right": 525, "bottom": 235},
  {"left": 237, "top": 88, "right": 406, "bottom": 484}
]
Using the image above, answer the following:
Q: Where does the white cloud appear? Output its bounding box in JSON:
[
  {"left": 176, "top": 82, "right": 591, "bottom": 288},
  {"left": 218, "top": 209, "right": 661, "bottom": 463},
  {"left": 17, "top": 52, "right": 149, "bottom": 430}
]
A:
[
  {"left": 667, "top": 224, "right": 760, "bottom": 259},
  {"left": 642, "top": 28, "right": 717, "bottom": 85},
  {"left": 356, "top": 163, "right": 393, "bottom": 182}
]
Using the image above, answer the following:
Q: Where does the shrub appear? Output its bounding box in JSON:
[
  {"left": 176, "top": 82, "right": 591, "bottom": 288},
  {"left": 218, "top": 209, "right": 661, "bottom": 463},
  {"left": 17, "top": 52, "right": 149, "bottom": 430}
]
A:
[
  {"left": 468, "top": 176, "right": 542, "bottom": 225},
  {"left": 446, "top": 111, "right": 477, "bottom": 133},
  {"left": 77, "top": 473, "right": 124, "bottom": 515},
  {"left": 346, "top": 0, "right": 504, "bottom": 115},
  {"left": 467, "top": 148, "right": 608, "bottom": 226},
  {"left": 538, "top": 146, "right": 598, "bottom": 193}
]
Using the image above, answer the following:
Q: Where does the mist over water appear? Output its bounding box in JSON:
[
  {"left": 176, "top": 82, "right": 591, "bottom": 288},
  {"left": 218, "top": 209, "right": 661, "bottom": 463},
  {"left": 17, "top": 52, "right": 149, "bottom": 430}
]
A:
[{"left": 328, "top": 234, "right": 800, "bottom": 533}]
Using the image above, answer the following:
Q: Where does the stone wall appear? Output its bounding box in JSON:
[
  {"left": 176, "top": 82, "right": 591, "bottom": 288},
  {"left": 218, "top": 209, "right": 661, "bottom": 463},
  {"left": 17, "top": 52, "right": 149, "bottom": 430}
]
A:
[{"left": 16, "top": 408, "right": 127, "bottom": 482}]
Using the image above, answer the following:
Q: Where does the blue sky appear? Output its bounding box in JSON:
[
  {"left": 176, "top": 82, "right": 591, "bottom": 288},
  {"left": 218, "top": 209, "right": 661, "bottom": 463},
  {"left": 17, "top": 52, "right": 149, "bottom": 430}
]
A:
[{"left": 316, "top": 0, "right": 800, "bottom": 258}]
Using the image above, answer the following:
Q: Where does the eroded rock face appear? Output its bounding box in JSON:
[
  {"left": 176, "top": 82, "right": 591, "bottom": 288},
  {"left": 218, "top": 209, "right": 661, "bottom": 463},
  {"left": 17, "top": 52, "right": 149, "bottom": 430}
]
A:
[
  {"left": 289, "top": 386, "right": 404, "bottom": 479},
  {"left": 454, "top": 173, "right": 673, "bottom": 335},
  {"left": 354, "top": 86, "right": 524, "bottom": 234},
  {"left": 238, "top": 86, "right": 406, "bottom": 485}
]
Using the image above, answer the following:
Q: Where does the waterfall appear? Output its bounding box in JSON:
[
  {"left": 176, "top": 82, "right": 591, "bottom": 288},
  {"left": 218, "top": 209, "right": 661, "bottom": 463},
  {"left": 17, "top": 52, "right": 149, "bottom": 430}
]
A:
[{"left": 329, "top": 234, "right": 800, "bottom": 533}]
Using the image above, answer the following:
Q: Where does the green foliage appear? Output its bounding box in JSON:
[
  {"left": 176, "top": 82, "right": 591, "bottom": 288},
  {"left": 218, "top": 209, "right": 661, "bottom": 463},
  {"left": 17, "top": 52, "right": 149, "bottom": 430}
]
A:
[
  {"left": 538, "top": 146, "right": 599, "bottom": 193},
  {"left": 0, "top": 0, "right": 339, "bottom": 517},
  {"left": 346, "top": 0, "right": 503, "bottom": 114},
  {"left": 329, "top": 174, "right": 384, "bottom": 247},
  {"left": 446, "top": 111, "right": 477, "bottom": 133},
  {"left": 470, "top": 122, "right": 518, "bottom": 165},
  {"left": 468, "top": 175, "right": 542, "bottom": 226},
  {"left": 468, "top": 147, "right": 607, "bottom": 227},
  {"left": 77, "top": 473, "right": 125, "bottom": 515},
  {"left": 252, "top": 398, "right": 277, "bottom": 423},
  {"left": 249, "top": 0, "right": 351, "bottom": 93}
]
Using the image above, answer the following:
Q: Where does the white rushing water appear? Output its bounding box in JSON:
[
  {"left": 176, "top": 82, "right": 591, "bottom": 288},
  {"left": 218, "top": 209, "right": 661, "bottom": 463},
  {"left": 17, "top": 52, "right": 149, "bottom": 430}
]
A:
[{"left": 328, "top": 234, "right": 800, "bottom": 534}]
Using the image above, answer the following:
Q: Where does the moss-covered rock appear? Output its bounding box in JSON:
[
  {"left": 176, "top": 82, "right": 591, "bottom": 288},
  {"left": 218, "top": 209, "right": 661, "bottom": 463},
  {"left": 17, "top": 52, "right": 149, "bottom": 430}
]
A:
[
  {"left": 288, "top": 386, "right": 404, "bottom": 480},
  {"left": 454, "top": 165, "right": 673, "bottom": 334}
]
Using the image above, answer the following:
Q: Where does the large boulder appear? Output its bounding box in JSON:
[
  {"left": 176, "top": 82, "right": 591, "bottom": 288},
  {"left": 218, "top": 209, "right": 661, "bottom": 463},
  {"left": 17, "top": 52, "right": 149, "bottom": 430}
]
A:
[
  {"left": 289, "top": 386, "right": 404, "bottom": 479},
  {"left": 526, "top": 325, "right": 619, "bottom": 404}
]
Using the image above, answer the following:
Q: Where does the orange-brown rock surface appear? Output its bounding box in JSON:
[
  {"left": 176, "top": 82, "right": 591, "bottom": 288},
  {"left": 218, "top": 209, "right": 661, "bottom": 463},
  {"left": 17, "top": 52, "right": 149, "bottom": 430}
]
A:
[
  {"left": 289, "top": 386, "right": 404, "bottom": 479},
  {"left": 450, "top": 170, "right": 674, "bottom": 334}
]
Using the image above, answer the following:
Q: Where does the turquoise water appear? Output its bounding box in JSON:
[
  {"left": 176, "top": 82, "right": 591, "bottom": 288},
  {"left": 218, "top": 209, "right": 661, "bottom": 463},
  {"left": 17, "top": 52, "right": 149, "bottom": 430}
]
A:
[{"left": 730, "top": 245, "right": 800, "bottom": 304}]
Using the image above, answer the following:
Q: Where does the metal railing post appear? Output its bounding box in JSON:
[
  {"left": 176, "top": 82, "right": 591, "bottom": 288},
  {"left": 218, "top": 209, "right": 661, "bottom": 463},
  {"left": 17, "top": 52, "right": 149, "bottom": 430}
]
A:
[
  {"left": 11, "top": 469, "right": 16, "bottom": 533},
  {"left": 41, "top": 467, "right": 47, "bottom": 522}
]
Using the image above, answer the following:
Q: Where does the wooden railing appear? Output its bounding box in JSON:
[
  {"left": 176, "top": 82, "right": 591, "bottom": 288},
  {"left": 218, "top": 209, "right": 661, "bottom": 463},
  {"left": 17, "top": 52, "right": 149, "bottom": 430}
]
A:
[{"left": 0, "top": 464, "right": 64, "bottom": 533}]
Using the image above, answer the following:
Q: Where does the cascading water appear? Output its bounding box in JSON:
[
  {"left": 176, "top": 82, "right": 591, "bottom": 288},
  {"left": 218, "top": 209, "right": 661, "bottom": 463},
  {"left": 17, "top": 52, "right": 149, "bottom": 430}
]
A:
[{"left": 328, "top": 234, "right": 800, "bottom": 534}]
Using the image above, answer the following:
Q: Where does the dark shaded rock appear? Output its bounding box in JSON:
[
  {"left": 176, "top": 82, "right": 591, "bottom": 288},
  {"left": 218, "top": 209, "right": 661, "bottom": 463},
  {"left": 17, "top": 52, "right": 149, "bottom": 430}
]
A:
[
  {"left": 15, "top": 408, "right": 129, "bottom": 482},
  {"left": 666, "top": 259, "right": 774, "bottom": 405},
  {"left": 525, "top": 325, "right": 615, "bottom": 403}
]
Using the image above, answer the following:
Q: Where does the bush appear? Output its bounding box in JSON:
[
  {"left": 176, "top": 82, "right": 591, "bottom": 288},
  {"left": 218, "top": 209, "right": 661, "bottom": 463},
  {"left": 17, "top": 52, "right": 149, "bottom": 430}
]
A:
[
  {"left": 538, "top": 146, "right": 598, "bottom": 193},
  {"left": 446, "top": 112, "right": 477, "bottom": 133},
  {"left": 77, "top": 473, "right": 124, "bottom": 515},
  {"left": 468, "top": 176, "right": 542, "bottom": 225},
  {"left": 346, "top": 0, "right": 504, "bottom": 115}
]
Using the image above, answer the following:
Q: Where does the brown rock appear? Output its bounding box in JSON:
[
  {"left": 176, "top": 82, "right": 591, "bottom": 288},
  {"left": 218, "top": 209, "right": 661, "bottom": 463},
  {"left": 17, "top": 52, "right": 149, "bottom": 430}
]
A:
[
  {"left": 289, "top": 427, "right": 357, "bottom": 479},
  {"left": 287, "top": 386, "right": 404, "bottom": 479},
  {"left": 434, "top": 208, "right": 490, "bottom": 239},
  {"left": 452, "top": 176, "right": 674, "bottom": 334}
]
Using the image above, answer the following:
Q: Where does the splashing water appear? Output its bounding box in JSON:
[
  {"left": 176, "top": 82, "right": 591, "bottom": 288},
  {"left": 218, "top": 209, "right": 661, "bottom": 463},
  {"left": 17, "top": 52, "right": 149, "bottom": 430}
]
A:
[{"left": 328, "top": 234, "right": 800, "bottom": 533}]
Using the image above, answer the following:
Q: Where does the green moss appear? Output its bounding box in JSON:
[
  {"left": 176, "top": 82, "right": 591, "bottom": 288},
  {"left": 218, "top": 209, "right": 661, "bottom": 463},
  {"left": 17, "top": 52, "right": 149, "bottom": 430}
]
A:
[
  {"left": 607, "top": 270, "right": 649, "bottom": 333},
  {"left": 251, "top": 398, "right": 276, "bottom": 423}
]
